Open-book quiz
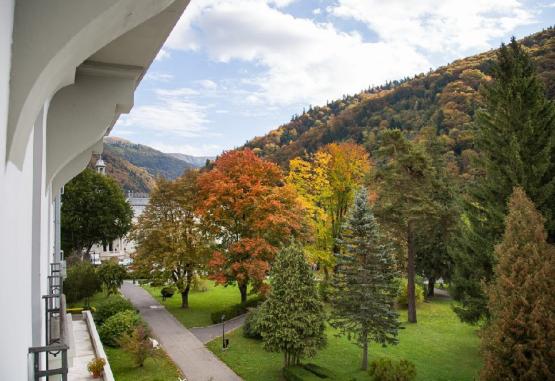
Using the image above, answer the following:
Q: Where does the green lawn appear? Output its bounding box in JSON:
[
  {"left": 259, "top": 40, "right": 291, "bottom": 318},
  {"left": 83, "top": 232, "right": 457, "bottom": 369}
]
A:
[
  {"left": 67, "top": 291, "right": 109, "bottom": 309},
  {"left": 105, "top": 346, "right": 182, "bottom": 381},
  {"left": 207, "top": 298, "right": 482, "bottom": 381},
  {"left": 143, "top": 281, "right": 255, "bottom": 328}
]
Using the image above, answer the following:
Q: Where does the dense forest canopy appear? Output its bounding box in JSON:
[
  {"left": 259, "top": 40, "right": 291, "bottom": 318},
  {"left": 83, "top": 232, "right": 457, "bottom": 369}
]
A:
[{"left": 244, "top": 27, "right": 555, "bottom": 177}]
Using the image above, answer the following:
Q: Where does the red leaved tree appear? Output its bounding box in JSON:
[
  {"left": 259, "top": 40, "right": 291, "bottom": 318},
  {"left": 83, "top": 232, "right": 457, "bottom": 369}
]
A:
[{"left": 197, "top": 149, "right": 308, "bottom": 303}]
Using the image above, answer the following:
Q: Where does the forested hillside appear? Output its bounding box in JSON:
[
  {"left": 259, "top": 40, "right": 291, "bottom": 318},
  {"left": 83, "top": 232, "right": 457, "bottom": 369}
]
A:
[
  {"left": 245, "top": 27, "right": 555, "bottom": 175},
  {"left": 104, "top": 137, "right": 193, "bottom": 179},
  {"left": 88, "top": 137, "right": 196, "bottom": 192},
  {"left": 168, "top": 153, "right": 215, "bottom": 168}
]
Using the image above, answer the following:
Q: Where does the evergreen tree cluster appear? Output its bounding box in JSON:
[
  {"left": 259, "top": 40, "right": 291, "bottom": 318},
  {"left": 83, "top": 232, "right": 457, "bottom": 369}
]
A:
[{"left": 451, "top": 38, "right": 555, "bottom": 323}]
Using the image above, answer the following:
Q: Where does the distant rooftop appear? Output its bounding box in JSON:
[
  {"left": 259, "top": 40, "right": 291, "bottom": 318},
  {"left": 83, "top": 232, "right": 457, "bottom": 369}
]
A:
[{"left": 127, "top": 191, "right": 149, "bottom": 207}]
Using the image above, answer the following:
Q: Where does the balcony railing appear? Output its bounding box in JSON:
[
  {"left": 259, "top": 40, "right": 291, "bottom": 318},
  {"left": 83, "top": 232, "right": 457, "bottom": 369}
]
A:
[{"left": 28, "top": 262, "right": 68, "bottom": 380}]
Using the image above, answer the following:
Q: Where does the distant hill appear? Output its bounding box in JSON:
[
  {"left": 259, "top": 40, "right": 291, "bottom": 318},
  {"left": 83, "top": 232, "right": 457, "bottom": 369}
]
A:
[
  {"left": 89, "top": 137, "right": 206, "bottom": 192},
  {"left": 244, "top": 27, "right": 555, "bottom": 176},
  {"left": 168, "top": 153, "right": 215, "bottom": 168}
]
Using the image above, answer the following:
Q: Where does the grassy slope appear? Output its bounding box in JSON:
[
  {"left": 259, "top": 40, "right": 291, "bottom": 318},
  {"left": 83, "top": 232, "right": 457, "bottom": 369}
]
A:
[
  {"left": 105, "top": 347, "right": 182, "bottom": 381},
  {"left": 143, "top": 282, "right": 255, "bottom": 328},
  {"left": 207, "top": 298, "right": 482, "bottom": 381}
]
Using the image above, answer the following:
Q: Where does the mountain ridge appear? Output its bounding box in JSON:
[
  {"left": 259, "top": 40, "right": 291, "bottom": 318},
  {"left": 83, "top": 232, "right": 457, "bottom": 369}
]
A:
[
  {"left": 244, "top": 27, "right": 555, "bottom": 174},
  {"left": 89, "top": 137, "right": 209, "bottom": 192}
]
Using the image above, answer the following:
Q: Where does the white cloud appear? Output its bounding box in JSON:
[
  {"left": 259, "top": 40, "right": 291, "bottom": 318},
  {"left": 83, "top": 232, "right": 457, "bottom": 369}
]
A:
[
  {"left": 155, "top": 48, "right": 171, "bottom": 61},
  {"left": 116, "top": 89, "right": 209, "bottom": 138},
  {"left": 330, "top": 0, "right": 535, "bottom": 53},
  {"left": 155, "top": 87, "right": 199, "bottom": 97},
  {"left": 313, "top": 8, "right": 322, "bottom": 15},
  {"left": 166, "top": 0, "right": 430, "bottom": 106},
  {"left": 145, "top": 72, "right": 174, "bottom": 82},
  {"left": 267, "top": 0, "right": 297, "bottom": 7},
  {"left": 196, "top": 79, "right": 218, "bottom": 90}
]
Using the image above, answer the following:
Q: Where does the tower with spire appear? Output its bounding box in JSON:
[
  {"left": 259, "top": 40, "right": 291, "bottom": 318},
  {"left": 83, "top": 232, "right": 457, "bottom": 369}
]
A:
[{"left": 95, "top": 155, "right": 106, "bottom": 175}]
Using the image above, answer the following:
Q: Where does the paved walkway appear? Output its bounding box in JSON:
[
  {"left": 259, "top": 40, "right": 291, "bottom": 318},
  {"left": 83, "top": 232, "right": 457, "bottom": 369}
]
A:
[
  {"left": 121, "top": 281, "right": 242, "bottom": 381},
  {"left": 191, "top": 314, "right": 247, "bottom": 344},
  {"left": 68, "top": 319, "right": 96, "bottom": 381}
]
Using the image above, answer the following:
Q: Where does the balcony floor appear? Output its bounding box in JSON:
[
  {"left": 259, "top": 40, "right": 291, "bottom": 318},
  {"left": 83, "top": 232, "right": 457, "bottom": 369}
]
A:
[{"left": 68, "top": 319, "right": 96, "bottom": 381}]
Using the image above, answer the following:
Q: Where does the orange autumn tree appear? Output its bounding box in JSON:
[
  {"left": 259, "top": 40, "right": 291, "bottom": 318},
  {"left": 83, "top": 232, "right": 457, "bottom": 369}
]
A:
[{"left": 197, "top": 149, "right": 308, "bottom": 303}]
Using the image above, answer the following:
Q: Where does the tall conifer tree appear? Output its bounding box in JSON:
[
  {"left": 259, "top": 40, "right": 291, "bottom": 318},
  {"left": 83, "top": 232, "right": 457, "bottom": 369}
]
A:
[
  {"left": 374, "top": 129, "right": 435, "bottom": 323},
  {"left": 451, "top": 38, "right": 555, "bottom": 323},
  {"left": 258, "top": 243, "right": 326, "bottom": 367},
  {"left": 481, "top": 188, "right": 555, "bottom": 380},
  {"left": 330, "top": 188, "right": 399, "bottom": 370}
]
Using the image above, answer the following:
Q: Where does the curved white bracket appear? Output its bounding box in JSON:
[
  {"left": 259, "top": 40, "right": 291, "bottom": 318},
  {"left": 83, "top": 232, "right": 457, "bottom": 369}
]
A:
[
  {"left": 46, "top": 61, "right": 141, "bottom": 189},
  {"left": 51, "top": 139, "right": 104, "bottom": 197},
  {"left": 7, "top": 0, "right": 175, "bottom": 168}
]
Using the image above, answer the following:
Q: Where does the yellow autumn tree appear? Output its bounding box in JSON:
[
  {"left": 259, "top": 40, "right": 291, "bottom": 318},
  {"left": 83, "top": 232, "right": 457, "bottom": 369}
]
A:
[{"left": 287, "top": 142, "right": 371, "bottom": 274}]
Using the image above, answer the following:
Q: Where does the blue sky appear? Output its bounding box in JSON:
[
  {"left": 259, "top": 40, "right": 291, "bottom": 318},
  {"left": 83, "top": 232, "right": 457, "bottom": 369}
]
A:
[{"left": 112, "top": 0, "right": 555, "bottom": 156}]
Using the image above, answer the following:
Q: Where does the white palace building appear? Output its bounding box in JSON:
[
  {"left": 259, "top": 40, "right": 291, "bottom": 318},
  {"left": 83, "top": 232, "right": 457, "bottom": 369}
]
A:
[
  {"left": 0, "top": 1, "right": 188, "bottom": 380},
  {"left": 90, "top": 157, "right": 149, "bottom": 266}
]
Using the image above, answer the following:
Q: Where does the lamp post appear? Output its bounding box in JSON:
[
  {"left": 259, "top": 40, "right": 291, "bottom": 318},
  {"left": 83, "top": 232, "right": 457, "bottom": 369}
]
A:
[
  {"left": 221, "top": 314, "right": 230, "bottom": 350},
  {"left": 221, "top": 314, "right": 226, "bottom": 350}
]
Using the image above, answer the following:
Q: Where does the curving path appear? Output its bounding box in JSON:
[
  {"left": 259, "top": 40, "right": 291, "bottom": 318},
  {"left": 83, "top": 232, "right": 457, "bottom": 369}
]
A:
[
  {"left": 190, "top": 314, "right": 247, "bottom": 344},
  {"left": 121, "top": 281, "right": 242, "bottom": 381}
]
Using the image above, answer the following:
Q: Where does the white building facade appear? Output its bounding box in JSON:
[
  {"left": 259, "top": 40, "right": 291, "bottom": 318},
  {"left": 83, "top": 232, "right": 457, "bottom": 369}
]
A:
[
  {"left": 90, "top": 159, "right": 149, "bottom": 266},
  {"left": 0, "top": 2, "right": 188, "bottom": 380}
]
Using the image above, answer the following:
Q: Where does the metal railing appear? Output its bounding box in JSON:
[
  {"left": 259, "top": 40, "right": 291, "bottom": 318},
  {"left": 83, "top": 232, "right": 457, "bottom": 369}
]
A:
[{"left": 28, "top": 262, "right": 68, "bottom": 380}]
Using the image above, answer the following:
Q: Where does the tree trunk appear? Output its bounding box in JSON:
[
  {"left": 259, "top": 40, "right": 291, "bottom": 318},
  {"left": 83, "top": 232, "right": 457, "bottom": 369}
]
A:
[
  {"left": 427, "top": 277, "right": 435, "bottom": 297},
  {"left": 239, "top": 281, "right": 248, "bottom": 304},
  {"left": 180, "top": 285, "right": 190, "bottom": 309},
  {"left": 407, "top": 221, "right": 417, "bottom": 323},
  {"left": 361, "top": 333, "right": 369, "bottom": 370}
]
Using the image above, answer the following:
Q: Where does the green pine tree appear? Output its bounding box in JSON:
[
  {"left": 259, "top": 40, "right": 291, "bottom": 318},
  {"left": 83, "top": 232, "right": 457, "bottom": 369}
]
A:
[
  {"left": 415, "top": 127, "right": 457, "bottom": 297},
  {"left": 481, "top": 187, "right": 555, "bottom": 380},
  {"left": 330, "top": 188, "right": 400, "bottom": 371},
  {"left": 258, "top": 243, "right": 326, "bottom": 367},
  {"left": 374, "top": 129, "right": 436, "bottom": 323},
  {"left": 451, "top": 38, "right": 555, "bottom": 323}
]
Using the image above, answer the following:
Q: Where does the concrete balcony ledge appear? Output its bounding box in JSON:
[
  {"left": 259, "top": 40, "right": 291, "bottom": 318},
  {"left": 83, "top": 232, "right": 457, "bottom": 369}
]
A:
[{"left": 68, "top": 311, "right": 114, "bottom": 381}]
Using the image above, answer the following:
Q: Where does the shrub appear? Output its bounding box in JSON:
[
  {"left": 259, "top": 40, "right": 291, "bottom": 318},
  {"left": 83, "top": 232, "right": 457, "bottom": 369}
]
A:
[
  {"left": 64, "top": 261, "right": 102, "bottom": 304},
  {"left": 99, "top": 310, "right": 140, "bottom": 347},
  {"left": 97, "top": 261, "right": 127, "bottom": 295},
  {"left": 87, "top": 357, "right": 106, "bottom": 378},
  {"left": 243, "top": 309, "right": 262, "bottom": 339},
  {"left": 118, "top": 324, "right": 159, "bottom": 367},
  {"left": 369, "top": 358, "right": 417, "bottom": 381},
  {"left": 210, "top": 295, "right": 265, "bottom": 324},
  {"left": 94, "top": 295, "right": 134, "bottom": 325},
  {"left": 396, "top": 279, "right": 424, "bottom": 306},
  {"left": 161, "top": 286, "right": 176, "bottom": 300}
]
